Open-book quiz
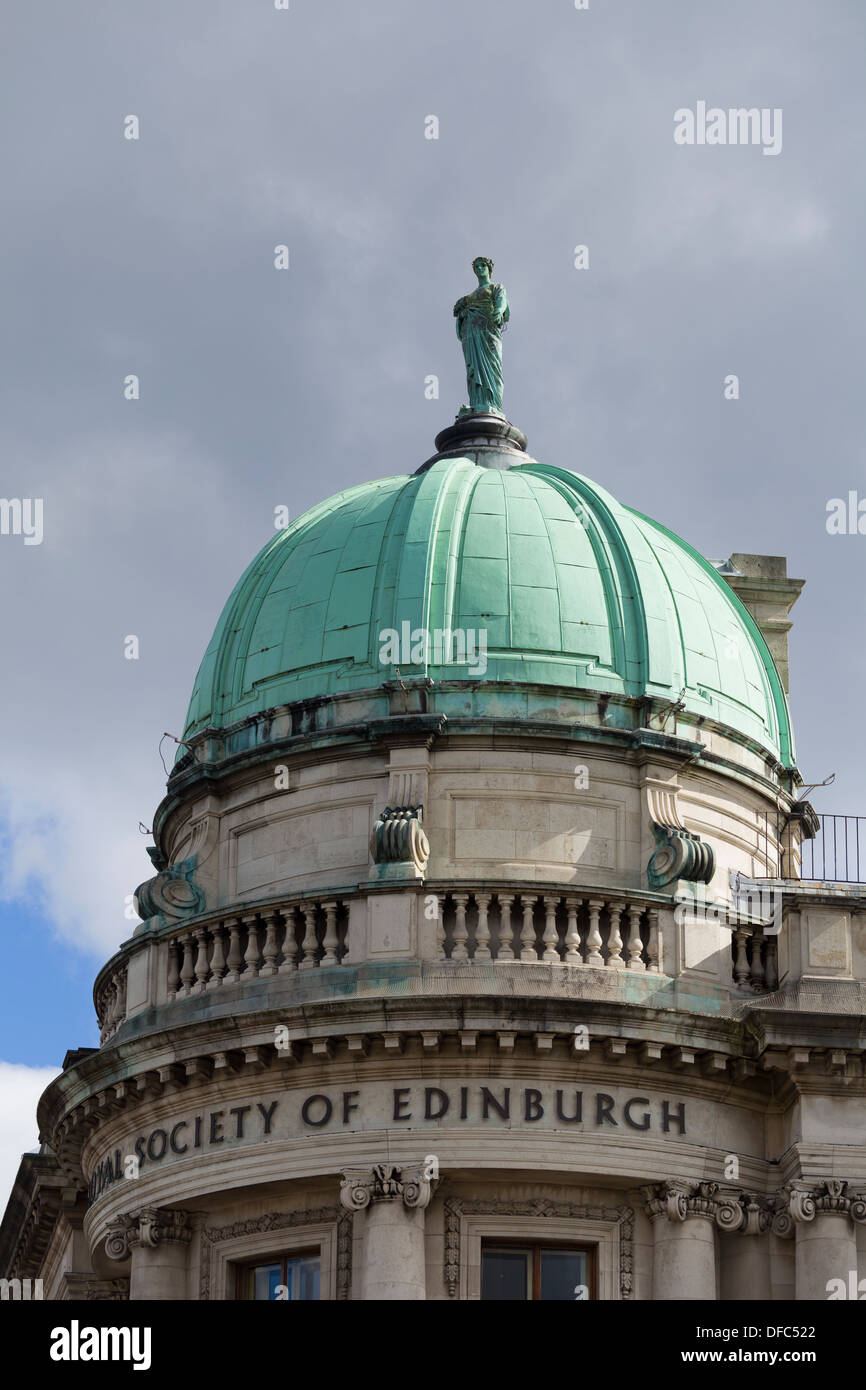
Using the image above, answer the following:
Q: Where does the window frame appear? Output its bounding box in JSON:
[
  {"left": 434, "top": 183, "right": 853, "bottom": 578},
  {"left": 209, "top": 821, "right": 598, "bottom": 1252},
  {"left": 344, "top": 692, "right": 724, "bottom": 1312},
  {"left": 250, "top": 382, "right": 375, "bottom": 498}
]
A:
[
  {"left": 481, "top": 1238, "right": 597, "bottom": 1301},
  {"left": 236, "top": 1246, "right": 322, "bottom": 1302},
  {"left": 204, "top": 1219, "right": 338, "bottom": 1300},
  {"left": 458, "top": 1212, "right": 623, "bottom": 1300}
]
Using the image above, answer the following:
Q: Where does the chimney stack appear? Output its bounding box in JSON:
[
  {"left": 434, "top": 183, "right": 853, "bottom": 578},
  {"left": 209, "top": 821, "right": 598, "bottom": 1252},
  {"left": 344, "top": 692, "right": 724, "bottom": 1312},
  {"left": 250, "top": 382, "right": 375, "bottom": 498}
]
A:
[{"left": 715, "top": 553, "right": 804, "bottom": 695}]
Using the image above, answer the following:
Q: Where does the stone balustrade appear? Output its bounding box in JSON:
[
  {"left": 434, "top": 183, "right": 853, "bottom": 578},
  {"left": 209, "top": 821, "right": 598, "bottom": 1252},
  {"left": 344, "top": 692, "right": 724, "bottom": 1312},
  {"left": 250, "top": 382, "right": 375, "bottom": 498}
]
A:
[
  {"left": 165, "top": 898, "right": 350, "bottom": 1000},
  {"left": 93, "top": 882, "right": 805, "bottom": 1047},
  {"left": 730, "top": 925, "right": 778, "bottom": 993},
  {"left": 433, "top": 891, "right": 660, "bottom": 972}
]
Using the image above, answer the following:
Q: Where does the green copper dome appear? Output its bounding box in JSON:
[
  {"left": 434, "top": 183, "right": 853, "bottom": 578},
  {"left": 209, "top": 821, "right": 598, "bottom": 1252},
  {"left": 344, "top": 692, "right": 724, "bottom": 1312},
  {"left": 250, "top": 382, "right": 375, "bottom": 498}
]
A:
[{"left": 181, "top": 457, "right": 794, "bottom": 765}]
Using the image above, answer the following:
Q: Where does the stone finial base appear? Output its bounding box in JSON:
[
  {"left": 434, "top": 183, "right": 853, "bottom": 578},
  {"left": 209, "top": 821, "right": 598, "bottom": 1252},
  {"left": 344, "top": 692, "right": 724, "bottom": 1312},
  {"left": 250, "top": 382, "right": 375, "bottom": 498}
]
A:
[{"left": 415, "top": 412, "right": 533, "bottom": 474}]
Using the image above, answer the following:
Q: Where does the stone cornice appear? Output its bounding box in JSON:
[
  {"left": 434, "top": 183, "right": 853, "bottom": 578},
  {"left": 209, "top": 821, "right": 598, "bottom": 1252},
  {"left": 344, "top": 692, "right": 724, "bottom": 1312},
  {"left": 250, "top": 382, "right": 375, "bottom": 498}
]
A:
[
  {"left": 0, "top": 1147, "right": 91, "bottom": 1281},
  {"left": 39, "top": 1012, "right": 776, "bottom": 1183},
  {"left": 157, "top": 691, "right": 791, "bottom": 852}
]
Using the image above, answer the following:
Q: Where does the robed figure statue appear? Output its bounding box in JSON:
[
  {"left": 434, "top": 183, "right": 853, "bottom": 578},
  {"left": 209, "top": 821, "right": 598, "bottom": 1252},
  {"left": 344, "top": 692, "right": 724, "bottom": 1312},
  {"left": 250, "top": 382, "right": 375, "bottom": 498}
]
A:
[{"left": 454, "top": 256, "right": 510, "bottom": 415}]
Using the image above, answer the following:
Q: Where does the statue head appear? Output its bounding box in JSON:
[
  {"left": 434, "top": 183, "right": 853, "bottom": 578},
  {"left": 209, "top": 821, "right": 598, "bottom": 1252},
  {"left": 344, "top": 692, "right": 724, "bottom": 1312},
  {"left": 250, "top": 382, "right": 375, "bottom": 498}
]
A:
[{"left": 472, "top": 256, "right": 494, "bottom": 280}]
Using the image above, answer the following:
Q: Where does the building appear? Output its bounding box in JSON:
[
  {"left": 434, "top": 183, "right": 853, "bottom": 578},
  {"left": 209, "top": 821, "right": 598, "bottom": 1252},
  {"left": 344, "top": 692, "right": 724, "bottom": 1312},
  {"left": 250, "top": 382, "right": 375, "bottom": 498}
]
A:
[{"left": 3, "top": 399, "right": 866, "bottom": 1303}]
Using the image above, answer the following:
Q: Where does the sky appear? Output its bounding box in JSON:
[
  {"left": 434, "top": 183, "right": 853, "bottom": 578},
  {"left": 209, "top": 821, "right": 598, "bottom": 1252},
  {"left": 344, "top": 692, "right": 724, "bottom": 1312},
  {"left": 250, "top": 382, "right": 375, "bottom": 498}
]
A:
[{"left": 1, "top": 0, "right": 864, "bottom": 1208}]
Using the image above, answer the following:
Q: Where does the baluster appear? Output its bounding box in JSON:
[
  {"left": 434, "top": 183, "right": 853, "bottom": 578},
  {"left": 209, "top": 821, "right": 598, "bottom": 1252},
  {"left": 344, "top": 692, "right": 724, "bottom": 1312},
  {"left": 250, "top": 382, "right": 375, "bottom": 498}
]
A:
[
  {"left": 452, "top": 893, "right": 469, "bottom": 961},
  {"left": 498, "top": 894, "right": 515, "bottom": 961},
  {"left": 299, "top": 904, "right": 318, "bottom": 971},
  {"left": 167, "top": 939, "right": 180, "bottom": 999},
  {"left": 475, "top": 892, "right": 491, "bottom": 961},
  {"left": 260, "top": 909, "right": 280, "bottom": 976},
  {"left": 750, "top": 930, "right": 765, "bottom": 990},
  {"left": 764, "top": 936, "right": 778, "bottom": 991},
  {"left": 733, "top": 929, "right": 750, "bottom": 985},
  {"left": 242, "top": 913, "right": 261, "bottom": 980},
  {"left": 224, "top": 918, "right": 243, "bottom": 983},
  {"left": 520, "top": 895, "right": 537, "bottom": 962},
  {"left": 105, "top": 981, "right": 119, "bottom": 1035},
  {"left": 321, "top": 901, "right": 339, "bottom": 966},
  {"left": 564, "top": 896, "right": 583, "bottom": 965},
  {"left": 193, "top": 926, "right": 210, "bottom": 992},
  {"left": 278, "top": 907, "right": 297, "bottom": 974},
  {"left": 586, "top": 899, "right": 604, "bottom": 967},
  {"left": 179, "top": 933, "right": 196, "bottom": 996},
  {"left": 607, "top": 901, "right": 625, "bottom": 968},
  {"left": 542, "top": 895, "right": 561, "bottom": 963},
  {"left": 626, "top": 904, "right": 646, "bottom": 971},
  {"left": 646, "top": 907, "right": 660, "bottom": 973},
  {"left": 207, "top": 924, "right": 227, "bottom": 989},
  {"left": 435, "top": 896, "right": 446, "bottom": 960},
  {"left": 111, "top": 978, "right": 124, "bottom": 1033},
  {"left": 107, "top": 983, "right": 117, "bottom": 1038}
]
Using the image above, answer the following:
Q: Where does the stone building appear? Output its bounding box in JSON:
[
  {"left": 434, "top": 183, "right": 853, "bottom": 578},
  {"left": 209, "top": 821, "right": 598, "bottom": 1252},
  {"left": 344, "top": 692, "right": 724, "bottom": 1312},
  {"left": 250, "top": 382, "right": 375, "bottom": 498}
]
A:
[{"left": 3, "top": 408, "right": 865, "bottom": 1302}]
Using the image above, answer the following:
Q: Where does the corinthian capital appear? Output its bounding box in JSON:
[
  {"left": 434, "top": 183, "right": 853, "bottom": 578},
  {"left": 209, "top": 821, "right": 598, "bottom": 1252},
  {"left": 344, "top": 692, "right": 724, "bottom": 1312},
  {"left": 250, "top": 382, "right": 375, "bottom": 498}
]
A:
[{"left": 340, "top": 1162, "right": 437, "bottom": 1212}]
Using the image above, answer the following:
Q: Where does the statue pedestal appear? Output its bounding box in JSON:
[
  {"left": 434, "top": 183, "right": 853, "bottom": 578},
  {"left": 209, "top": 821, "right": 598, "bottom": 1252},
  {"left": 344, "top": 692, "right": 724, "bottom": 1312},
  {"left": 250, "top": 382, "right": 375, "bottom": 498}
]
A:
[{"left": 416, "top": 412, "right": 534, "bottom": 475}]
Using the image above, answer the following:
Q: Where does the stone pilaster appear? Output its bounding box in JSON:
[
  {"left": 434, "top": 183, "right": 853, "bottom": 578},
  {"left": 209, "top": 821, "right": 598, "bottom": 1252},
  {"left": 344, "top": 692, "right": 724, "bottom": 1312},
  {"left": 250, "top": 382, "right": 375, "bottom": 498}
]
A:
[
  {"left": 340, "top": 1163, "right": 436, "bottom": 1301},
  {"left": 104, "top": 1207, "right": 192, "bottom": 1301}
]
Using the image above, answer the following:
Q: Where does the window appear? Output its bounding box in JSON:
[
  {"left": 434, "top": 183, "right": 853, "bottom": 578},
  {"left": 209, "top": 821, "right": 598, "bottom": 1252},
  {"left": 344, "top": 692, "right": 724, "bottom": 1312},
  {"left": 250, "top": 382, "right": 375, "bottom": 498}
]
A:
[
  {"left": 237, "top": 1250, "right": 321, "bottom": 1301},
  {"left": 481, "top": 1242, "right": 594, "bottom": 1301}
]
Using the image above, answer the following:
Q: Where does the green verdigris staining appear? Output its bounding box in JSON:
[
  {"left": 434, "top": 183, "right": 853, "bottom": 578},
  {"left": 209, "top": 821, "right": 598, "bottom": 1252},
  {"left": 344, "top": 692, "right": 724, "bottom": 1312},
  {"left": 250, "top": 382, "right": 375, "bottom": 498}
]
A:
[{"left": 454, "top": 255, "right": 509, "bottom": 415}]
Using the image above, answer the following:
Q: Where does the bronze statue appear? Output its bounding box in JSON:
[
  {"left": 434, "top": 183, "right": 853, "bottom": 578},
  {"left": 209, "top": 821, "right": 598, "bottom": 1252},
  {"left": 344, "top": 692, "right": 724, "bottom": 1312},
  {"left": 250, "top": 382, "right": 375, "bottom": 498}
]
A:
[{"left": 454, "top": 256, "right": 509, "bottom": 415}]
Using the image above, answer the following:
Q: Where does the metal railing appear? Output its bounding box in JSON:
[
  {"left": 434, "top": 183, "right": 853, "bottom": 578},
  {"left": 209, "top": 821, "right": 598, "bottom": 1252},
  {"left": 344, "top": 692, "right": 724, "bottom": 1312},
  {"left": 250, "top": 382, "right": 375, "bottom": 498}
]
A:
[
  {"left": 756, "top": 810, "right": 866, "bottom": 885},
  {"left": 800, "top": 814, "right": 866, "bottom": 884}
]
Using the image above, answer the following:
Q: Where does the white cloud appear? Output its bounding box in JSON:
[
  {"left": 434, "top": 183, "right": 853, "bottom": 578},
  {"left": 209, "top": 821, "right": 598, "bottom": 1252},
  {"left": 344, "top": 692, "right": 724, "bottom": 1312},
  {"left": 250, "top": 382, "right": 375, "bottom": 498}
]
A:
[{"left": 0, "top": 1062, "right": 61, "bottom": 1216}]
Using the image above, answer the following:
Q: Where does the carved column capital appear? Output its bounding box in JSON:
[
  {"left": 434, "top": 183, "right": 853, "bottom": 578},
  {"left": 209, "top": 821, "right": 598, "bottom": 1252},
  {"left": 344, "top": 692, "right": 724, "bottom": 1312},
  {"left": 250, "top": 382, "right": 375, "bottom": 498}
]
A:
[
  {"left": 340, "top": 1162, "right": 437, "bottom": 1212},
  {"left": 644, "top": 1180, "right": 760, "bottom": 1228},
  {"left": 105, "top": 1207, "right": 191, "bottom": 1259},
  {"left": 713, "top": 1189, "right": 747, "bottom": 1233},
  {"left": 766, "top": 1179, "right": 866, "bottom": 1245},
  {"left": 642, "top": 1180, "right": 693, "bottom": 1223},
  {"left": 771, "top": 1180, "right": 866, "bottom": 1233},
  {"left": 712, "top": 1188, "right": 771, "bottom": 1235},
  {"left": 104, "top": 1214, "right": 136, "bottom": 1262}
]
